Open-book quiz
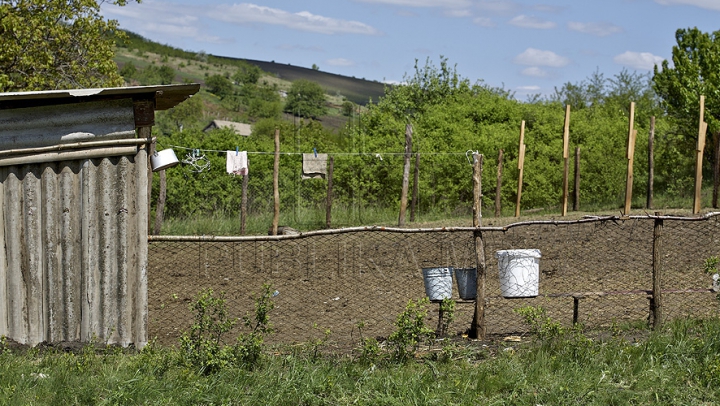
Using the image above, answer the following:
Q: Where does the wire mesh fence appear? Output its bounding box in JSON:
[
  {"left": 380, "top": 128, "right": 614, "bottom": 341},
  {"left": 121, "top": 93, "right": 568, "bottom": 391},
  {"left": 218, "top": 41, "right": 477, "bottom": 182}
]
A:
[{"left": 148, "top": 214, "right": 720, "bottom": 352}]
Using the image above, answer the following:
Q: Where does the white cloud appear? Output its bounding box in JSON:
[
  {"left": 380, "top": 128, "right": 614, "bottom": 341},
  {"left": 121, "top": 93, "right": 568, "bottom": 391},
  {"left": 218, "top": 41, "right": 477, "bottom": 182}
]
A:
[
  {"left": 326, "top": 58, "right": 355, "bottom": 67},
  {"left": 208, "top": 4, "right": 380, "bottom": 35},
  {"left": 521, "top": 67, "right": 548, "bottom": 77},
  {"left": 654, "top": 0, "right": 720, "bottom": 11},
  {"left": 613, "top": 51, "right": 664, "bottom": 70},
  {"left": 509, "top": 15, "right": 556, "bottom": 29},
  {"left": 477, "top": 1, "right": 521, "bottom": 15},
  {"left": 473, "top": 17, "right": 495, "bottom": 27},
  {"left": 516, "top": 85, "right": 541, "bottom": 91},
  {"left": 514, "top": 48, "right": 570, "bottom": 67},
  {"left": 445, "top": 8, "right": 472, "bottom": 17},
  {"left": 354, "top": 0, "right": 472, "bottom": 7},
  {"left": 568, "top": 21, "right": 623, "bottom": 37}
]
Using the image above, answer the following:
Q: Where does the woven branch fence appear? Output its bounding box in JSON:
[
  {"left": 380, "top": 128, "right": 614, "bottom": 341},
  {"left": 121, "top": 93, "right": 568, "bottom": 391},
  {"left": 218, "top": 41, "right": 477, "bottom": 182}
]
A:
[{"left": 147, "top": 213, "right": 720, "bottom": 352}]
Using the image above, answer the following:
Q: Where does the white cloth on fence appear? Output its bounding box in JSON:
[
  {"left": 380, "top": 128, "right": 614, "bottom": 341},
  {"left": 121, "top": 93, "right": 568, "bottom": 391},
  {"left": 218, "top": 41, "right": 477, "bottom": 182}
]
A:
[
  {"left": 226, "top": 150, "right": 248, "bottom": 175},
  {"left": 302, "top": 153, "right": 327, "bottom": 179}
]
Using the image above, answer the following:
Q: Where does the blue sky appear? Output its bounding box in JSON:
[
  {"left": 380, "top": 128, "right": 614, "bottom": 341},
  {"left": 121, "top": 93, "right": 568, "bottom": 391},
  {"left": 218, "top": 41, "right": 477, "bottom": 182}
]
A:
[{"left": 102, "top": 0, "right": 720, "bottom": 100}]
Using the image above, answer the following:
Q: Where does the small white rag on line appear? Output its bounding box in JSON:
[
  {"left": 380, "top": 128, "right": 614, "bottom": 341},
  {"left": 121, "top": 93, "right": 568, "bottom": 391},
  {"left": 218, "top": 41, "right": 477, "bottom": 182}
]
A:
[{"left": 226, "top": 150, "right": 248, "bottom": 175}]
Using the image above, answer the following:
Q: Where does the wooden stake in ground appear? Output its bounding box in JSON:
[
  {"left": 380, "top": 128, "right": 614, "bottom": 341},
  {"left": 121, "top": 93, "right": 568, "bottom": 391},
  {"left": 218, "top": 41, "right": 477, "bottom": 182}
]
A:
[
  {"left": 471, "top": 153, "right": 486, "bottom": 340},
  {"left": 241, "top": 171, "right": 248, "bottom": 235},
  {"left": 651, "top": 212, "right": 663, "bottom": 330},
  {"left": 624, "top": 102, "right": 636, "bottom": 215},
  {"left": 326, "top": 156, "right": 334, "bottom": 229},
  {"left": 410, "top": 153, "right": 420, "bottom": 222},
  {"left": 272, "top": 128, "right": 280, "bottom": 235},
  {"left": 398, "top": 124, "right": 413, "bottom": 226},
  {"left": 495, "top": 149, "right": 503, "bottom": 217},
  {"left": 561, "top": 105, "right": 571, "bottom": 216},
  {"left": 714, "top": 131, "right": 720, "bottom": 209},
  {"left": 694, "top": 95, "right": 707, "bottom": 214},
  {"left": 515, "top": 121, "right": 526, "bottom": 218},
  {"left": 573, "top": 146, "right": 580, "bottom": 211},
  {"left": 647, "top": 116, "right": 655, "bottom": 210},
  {"left": 153, "top": 170, "right": 166, "bottom": 235}
]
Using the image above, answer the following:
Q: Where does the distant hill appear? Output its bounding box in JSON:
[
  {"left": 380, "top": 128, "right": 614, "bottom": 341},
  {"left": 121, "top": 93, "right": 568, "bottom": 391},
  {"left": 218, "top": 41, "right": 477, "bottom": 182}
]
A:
[
  {"left": 211, "top": 56, "right": 386, "bottom": 106},
  {"left": 115, "top": 30, "right": 386, "bottom": 106}
]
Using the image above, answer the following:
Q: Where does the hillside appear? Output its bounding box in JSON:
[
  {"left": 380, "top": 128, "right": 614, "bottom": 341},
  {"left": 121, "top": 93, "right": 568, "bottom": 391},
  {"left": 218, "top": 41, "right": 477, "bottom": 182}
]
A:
[{"left": 114, "top": 31, "right": 385, "bottom": 106}]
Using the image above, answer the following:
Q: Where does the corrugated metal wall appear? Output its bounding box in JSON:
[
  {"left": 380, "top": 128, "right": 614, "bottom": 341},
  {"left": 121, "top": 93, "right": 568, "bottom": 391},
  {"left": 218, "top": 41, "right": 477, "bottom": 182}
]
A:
[{"left": 0, "top": 153, "right": 148, "bottom": 347}]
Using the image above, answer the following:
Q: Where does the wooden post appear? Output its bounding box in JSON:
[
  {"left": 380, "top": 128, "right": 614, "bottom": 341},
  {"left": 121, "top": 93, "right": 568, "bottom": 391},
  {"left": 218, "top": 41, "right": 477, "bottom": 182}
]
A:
[
  {"left": 139, "top": 127, "right": 154, "bottom": 232},
  {"left": 272, "top": 128, "right": 280, "bottom": 235},
  {"left": 652, "top": 212, "right": 663, "bottom": 329},
  {"left": 713, "top": 131, "right": 719, "bottom": 209},
  {"left": 562, "top": 105, "right": 571, "bottom": 216},
  {"left": 153, "top": 170, "right": 166, "bottom": 235},
  {"left": 694, "top": 95, "right": 707, "bottom": 214},
  {"left": 398, "top": 124, "right": 413, "bottom": 226},
  {"left": 573, "top": 146, "right": 580, "bottom": 211},
  {"left": 495, "top": 149, "right": 503, "bottom": 217},
  {"left": 647, "top": 116, "right": 655, "bottom": 210},
  {"left": 326, "top": 156, "right": 334, "bottom": 229},
  {"left": 573, "top": 297, "right": 580, "bottom": 325},
  {"left": 410, "top": 153, "right": 420, "bottom": 222},
  {"left": 515, "top": 121, "right": 526, "bottom": 218},
  {"left": 624, "top": 102, "right": 636, "bottom": 215},
  {"left": 471, "top": 154, "right": 486, "bottom": 340},
  {"left": 241, "top": 172, "right": 248, "bottom": 235}
]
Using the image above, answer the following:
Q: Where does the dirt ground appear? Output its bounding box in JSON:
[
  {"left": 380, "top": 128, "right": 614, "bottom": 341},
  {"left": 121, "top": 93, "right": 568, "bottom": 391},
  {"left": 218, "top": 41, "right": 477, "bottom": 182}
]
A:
[{"left": 147, "top": 215, "right": 720, "bottom": 352}]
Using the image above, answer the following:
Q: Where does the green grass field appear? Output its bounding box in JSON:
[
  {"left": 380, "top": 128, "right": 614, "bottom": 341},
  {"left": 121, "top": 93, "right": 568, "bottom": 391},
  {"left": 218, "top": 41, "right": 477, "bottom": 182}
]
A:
[{"left": 2, "top": 316, "right": 720, "bottom": 405}]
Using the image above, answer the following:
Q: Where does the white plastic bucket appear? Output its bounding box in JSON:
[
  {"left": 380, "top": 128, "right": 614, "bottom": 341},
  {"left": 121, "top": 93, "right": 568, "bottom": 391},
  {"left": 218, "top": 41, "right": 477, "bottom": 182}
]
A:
[
  {"left": 454, "top": 268, "right": 477, "bottom": 300},
  {"left": 496, "top": 249, "right": 541, "bottom": 298},
  {"left": 422, "top": 267, "right": 453, "bottom": 301}
]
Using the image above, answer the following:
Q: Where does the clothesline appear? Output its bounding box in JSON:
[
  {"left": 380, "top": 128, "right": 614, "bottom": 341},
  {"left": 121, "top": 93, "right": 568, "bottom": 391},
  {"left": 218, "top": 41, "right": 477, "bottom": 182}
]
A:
[{"left": 162, "top": 144, "right": 474, "bottom": 157}]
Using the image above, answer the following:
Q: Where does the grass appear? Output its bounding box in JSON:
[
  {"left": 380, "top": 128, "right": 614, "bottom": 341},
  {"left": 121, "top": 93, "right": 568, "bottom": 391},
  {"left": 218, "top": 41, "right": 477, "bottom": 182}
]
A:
[{"left": 3, "top": 317, "right": 720, "bottom": 404}]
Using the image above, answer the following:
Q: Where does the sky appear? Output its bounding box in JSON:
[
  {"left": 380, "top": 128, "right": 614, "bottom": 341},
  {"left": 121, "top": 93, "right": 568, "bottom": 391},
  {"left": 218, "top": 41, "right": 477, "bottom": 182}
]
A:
[{"left": 101, "top": 0, "right": 720, "bottom": 100}]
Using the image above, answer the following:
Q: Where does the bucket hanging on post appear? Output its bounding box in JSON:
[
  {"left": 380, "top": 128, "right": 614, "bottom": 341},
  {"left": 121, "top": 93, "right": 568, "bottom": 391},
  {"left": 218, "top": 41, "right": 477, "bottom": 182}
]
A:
[
  {"left": 496, "top": 249, "right": 541, "bottom": 298},
  {"left": 454, "top": 268, "right": 477, "bottom": 300},
  {"left": 422, "top": 267, "right": 453, "bottom": 301}
]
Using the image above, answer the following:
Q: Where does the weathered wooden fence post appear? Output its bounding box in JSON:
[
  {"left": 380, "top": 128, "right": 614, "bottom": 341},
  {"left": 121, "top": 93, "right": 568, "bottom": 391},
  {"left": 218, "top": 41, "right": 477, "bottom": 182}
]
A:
[
  {"left": 515, "top": 121, "right": 526, "bottom": 218},
  {"left": 471, "top": 153, "right": 487, "bottom": 339},
  {"left": 153, "top": 170, "right": 166, "bottom": 234},
  {"left": 241, "top": 170, "right": 248, "bottom": 235},
  {"left": 495, "top": 149, "right": 503, "bottom": 217},
  {"left": 573, "top": 146, "right": 580, "bottom": 212},
  {"left": 326, "top": 156, "right": 334, "bottom": 229},
  {"left": 651, "top": 212, "right": 663, "bottom": 329},
  {"left": 694, "top": 95, "right": 707, "bottom": 214},
  {"left": 399, "top": 124, "right": 413, "bottom": 226},
  {"left": 562, "top": 105, "right": 571, "bottom": 216},
  {"left": 410, "top": 153, "right": 420, "bottom": 222},
  {"left": 624, "top": 102, "right": 637, "bottom": 215},
  {"left": 272, "top": 128, "right": 280, "bottom": 235},
  {"left": 647, "top": 116, "right": 655, "bottom": 210}
]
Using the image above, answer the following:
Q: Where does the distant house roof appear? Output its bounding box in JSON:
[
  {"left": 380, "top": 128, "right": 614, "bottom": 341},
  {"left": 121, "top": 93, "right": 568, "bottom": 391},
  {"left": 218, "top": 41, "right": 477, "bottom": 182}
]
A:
[{"left": 203, "top": 120, "right": 252, "bottom": 136}]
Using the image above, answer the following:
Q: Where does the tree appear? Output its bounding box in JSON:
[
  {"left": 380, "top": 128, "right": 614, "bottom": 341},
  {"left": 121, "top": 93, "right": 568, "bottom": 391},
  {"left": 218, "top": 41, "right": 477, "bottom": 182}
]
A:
[
  {"left": 654, "top": 27, "right": 720, "bottom": 136},
  {"left": 284, "top": 79, "right": 327, "bottom": 119},
  {"left": 205, "top": 74, "right": 234, "bottom": 98},
  {"left": 0, "top": 0, "right": 139, "bottom": 92},
  {"left": 232, "top": 62, "right": 262, "bottom": 85}
]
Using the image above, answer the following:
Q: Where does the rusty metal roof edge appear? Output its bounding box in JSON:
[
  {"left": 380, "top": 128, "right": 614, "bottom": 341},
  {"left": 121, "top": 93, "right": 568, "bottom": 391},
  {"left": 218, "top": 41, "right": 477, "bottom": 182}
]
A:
[{"left": 0, "top": 84, "right": 200, "bottom": 110}]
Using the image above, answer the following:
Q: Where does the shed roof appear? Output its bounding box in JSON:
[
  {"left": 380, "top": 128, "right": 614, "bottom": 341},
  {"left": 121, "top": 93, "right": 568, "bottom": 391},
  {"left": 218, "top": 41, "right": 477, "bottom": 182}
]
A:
[
  {"left": 0, "top": 84, "right": 200, "bottom": 111},
  {"left": 204, "top": 120, "right": 252, "bottom": 136}
]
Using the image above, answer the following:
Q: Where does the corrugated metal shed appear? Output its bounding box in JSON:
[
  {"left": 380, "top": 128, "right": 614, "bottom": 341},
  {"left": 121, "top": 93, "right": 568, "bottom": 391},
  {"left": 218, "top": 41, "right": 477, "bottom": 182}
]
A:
[{"left": 0, "top": 84, "right": 199, "bottom": 347}]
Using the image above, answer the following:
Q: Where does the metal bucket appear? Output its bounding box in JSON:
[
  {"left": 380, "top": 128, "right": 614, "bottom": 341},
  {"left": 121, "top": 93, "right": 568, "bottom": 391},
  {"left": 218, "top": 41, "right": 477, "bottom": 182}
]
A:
[
  {"left": 454, "top": 268, "right": 477, "bottom": 300},
  {"left": 150, "top": 148, "right": 180, "bottom": 172},
  {"left": 422, "top": 267, "right": 453, "bottom": 301},
  {"left": 496, "top": 249, "right": 541, "bottom": 298}
]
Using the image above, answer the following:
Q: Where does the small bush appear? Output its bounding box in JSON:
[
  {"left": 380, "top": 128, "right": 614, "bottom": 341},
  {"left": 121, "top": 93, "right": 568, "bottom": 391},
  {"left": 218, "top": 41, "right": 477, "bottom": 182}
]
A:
[{"left": 387, "top": 298, "right": 435, "bottom": 361}]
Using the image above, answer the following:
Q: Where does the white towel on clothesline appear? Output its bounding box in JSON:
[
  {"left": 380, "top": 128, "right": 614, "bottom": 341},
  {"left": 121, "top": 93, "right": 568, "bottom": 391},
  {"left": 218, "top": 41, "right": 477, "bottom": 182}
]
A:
[
  {"left": 302, "top": 153, "right": 327, "bottom": 179},
  {"left": 226, "top": 151, "right": 248, "bottom": 175}
]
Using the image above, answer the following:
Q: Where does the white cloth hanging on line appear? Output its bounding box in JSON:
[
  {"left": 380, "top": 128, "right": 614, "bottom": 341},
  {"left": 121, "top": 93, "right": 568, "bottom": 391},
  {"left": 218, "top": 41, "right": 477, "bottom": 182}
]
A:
[
  {"left": 302, "top": 153, "right": 327, "bottom": 179},
  {"left": 226, "top": 150, "right": 248, "bottom": 175}
]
